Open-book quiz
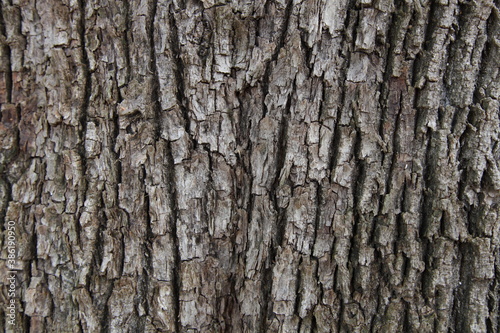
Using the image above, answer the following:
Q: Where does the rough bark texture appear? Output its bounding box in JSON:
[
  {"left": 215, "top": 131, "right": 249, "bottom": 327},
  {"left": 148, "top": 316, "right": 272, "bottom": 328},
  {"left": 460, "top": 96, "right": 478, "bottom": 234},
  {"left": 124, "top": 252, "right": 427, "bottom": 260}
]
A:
[{"left": 1, "top": 0, "right": 499, "bottom": 332}]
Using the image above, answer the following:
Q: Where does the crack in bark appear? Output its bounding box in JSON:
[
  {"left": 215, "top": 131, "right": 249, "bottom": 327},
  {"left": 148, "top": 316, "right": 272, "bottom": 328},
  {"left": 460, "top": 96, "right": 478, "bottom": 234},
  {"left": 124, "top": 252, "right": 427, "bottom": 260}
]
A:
[
  {"left": 78, "top": 0, "right": 91, "bottom": 159},
  {"left": 140, "top": 163, "right": 153, "bottom": 326},
  {"left": 259, "top": 199, "right": 273, "bottom": 332},
  {"left": 166, "top": 140, "right": 181, "bottom": 333},
  {"left": 382, "top": 89, "right": 404, "bottom": 210},
  {"left": 294, "top": 256, "right": 303, "bottom": 324},
  {"left": 168, "top": 5, "right": 192, "bottom": 142},
  {"left": 148, "top": 0, "right": 161, "bottom": 140},
  {"left": 76, "top": 0, "right": 91, "bottom": 251},
  {"left": 377, "top": 3, "right": 404, "bottom": 145},
  {"left": 298, "top": 29, "right": 313, "bottom": 73},
  {"left": 272, "top": 88, "right": 292, "bottom": 249},
  {"left": 0, "top": 176, "right": 12, "bottom": 234},
  {"left": 419, "top": 127, "right": 433, "bottom": 232},
  {"left": 0, "top": 1, "right": 12, "bottom": 104},
  {"left": 311, "top": 180, "right": 321, "bottom": 257},
  {"left": 347, "top": 130, "right": 364, "bottom": 303},
  {"left": 99, "top": 281, "right": 115, "bottom": 333}
]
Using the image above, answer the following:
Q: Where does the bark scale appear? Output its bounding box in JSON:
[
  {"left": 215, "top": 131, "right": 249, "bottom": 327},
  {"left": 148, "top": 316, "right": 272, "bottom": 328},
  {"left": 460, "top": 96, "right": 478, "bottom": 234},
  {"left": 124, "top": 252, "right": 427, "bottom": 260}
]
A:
[{"left": 0, "top": 0, "right": 499, "bottom": 332}]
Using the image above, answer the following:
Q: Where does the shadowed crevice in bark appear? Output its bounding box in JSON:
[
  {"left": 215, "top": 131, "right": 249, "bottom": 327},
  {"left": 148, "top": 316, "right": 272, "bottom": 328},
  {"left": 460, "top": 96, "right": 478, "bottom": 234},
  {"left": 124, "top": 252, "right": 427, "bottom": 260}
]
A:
[
  {"left": 272, "top": 84, "right": 293, "bottom": 249},
  {"left": 143, "top": 0, "right": 161, "bottom": 327},
  {"left": 0, "top": 1, "right": 12, "bottom": 104},
  {"left": 168, "top": 4, "right": 191, "bottom": 141},
  {"left": 410, "top": 1, "right": 436, "bottom": 93},
  {"left": 349, "top": 130, "right": 365, "bottom": 287},
  {"left": 419, "top": 128, "right": 433, "bottom": 239},
  {"left": 166, "top": 140, "right": 182, "bottom": 333},
  {"left": 328, "top": 123, "right": 344, "bottom": 174},
  {"left": 141, "top": 165, "right": 154, "bottom": 328},
  {"left": 259, "top": 203, "right": 274, "bottom": 332},
  {"left": 487, "top": 281, "right": 499, "bottom": 332},
  {"left": 122, "top": 0, "right": 132, "bottom": 86},
  {"left": 148, "top": 0, "right": 161, "bottom": 140},
  {"left": 336, "top": 298, "right": 344, "bottom": 333},
  {"left": 99, "top": 281, "right": 115, "bottom": 333},
  {"left": 294, "top": 256, "right": 303, "bottom": 325},
  {"left": 78, "top": 0, "right": 91, "bottom": 156},
  {"left": 383, "top": 90, "right": 404, "bottom": 201},
  {"left": 451, "top": 245, "right": 466, "bottom": 332},
  {"left": 297, "top": 26, "right": 314, "bottom": 74},
  {"left": 311, "top": 180, "right": 321, "bottom": 257},
  {"left": 0, "top": 177, "right": 12, "bottom": 233},
  {"left": 377, "top": 0, "right": 409, "bottom": 144},
  {"left": 77, "top": 0, "right": 91, "bottom": 247},
  {"left": 316, "top": 75, "right": 326, "bottom": 123},
  {"left": 477, "top": 7, "right": 500, "bottom": 92}
]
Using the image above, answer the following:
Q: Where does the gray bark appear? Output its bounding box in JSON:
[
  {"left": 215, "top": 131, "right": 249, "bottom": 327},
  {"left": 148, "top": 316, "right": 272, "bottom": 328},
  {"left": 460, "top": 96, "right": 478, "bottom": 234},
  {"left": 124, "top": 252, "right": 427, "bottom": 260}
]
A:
[{"left": 0, "top": 0, "right": 499, "bottom": 332}]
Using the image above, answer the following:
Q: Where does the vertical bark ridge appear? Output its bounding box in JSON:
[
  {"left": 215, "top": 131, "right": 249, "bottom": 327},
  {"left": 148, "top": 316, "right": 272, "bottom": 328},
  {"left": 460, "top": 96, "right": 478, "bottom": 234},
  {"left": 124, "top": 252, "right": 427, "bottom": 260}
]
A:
[
  {"left": 452, "top": 2, "right": 499, "bottom": 331},
  {"left": 327, "top": 4, "right": 355, "bottom": 174}
]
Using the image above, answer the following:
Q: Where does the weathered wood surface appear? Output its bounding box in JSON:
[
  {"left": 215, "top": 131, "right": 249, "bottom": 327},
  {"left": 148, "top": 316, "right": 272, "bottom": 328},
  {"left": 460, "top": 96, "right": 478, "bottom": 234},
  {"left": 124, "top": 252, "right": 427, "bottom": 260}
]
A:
[{"left": 0, "top": 0, "right": 499, "bottom": 332}]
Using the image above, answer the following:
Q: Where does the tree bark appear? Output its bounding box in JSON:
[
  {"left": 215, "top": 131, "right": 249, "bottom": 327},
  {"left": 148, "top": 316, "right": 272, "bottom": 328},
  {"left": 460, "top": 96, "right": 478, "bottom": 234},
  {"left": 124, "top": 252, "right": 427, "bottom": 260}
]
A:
[{"left": 1, "top": 0, "right": 499, "bottom": 332}]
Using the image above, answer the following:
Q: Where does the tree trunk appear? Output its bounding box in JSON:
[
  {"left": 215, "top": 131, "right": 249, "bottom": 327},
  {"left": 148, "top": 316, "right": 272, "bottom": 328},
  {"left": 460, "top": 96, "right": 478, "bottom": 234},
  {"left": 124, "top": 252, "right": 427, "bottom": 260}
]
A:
[{"left": 1, "top": 0, "right": 499, "bottom": 331}]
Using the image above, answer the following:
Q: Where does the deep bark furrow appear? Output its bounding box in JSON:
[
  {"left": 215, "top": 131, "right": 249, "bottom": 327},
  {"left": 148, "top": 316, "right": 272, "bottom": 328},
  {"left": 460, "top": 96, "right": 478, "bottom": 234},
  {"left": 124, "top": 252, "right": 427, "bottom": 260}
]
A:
[
  {"left": 311, "top": 180, "right": 321, "bottom": 259},
  {"left": 0, "top": 1, "right": 12, "bottom": 104},
  {"left": 384, "top": 90, "right": 404, "bottom": 202},
  {"left": 148, "top": 0, "right": 162, "bottom": 140},
  {"left": 77, "top": 0, "right": 91, "bottom": 250},
  {"left": 78, "top": 0, "right": 91, "bottom": 148},
  {"left": 166, "top": 141, "right": 182, "bottom": 333},
  {"left": 168, "top": 5, "right": 191, "bottom": 139},
  {"left": 1, "top": 0, "right": 498, "bottom": 332},
  {"left": 122, "top": 0, "right": 132, "bottom": 86},
  {"left": 260, "top": 256, "right": 273, "bottom": 332}
]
